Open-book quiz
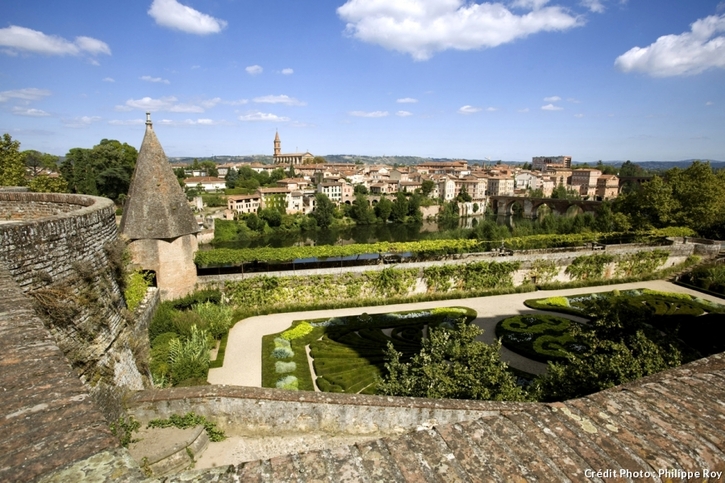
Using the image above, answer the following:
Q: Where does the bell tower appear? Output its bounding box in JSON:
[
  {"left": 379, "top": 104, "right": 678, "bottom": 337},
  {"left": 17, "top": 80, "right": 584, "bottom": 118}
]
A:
[{"left": 274, "top": 130, "right": 281, "bottom": 157}]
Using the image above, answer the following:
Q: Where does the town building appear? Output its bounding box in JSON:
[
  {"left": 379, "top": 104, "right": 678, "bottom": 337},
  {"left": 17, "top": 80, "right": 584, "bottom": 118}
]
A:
[
  {"left": 273, "top": 131, "right": 314, "bottom": 166},
  {"left": 532, "top": 156, "right": 572, "bottom": 171}
]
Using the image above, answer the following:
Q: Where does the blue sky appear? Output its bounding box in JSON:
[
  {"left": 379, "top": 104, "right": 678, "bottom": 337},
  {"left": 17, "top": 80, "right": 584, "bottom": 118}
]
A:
[{"left": 1, "top": 0, "right": 724, "bottom": 162}]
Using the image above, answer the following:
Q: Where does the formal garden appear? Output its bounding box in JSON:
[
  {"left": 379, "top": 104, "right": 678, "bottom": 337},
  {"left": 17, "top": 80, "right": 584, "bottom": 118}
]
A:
[
  {"left": 497, "top": 288, "right": 725, "bottom": 370},
  {"left": 261, "top": 307, "right": 477, "bottom": 394}
]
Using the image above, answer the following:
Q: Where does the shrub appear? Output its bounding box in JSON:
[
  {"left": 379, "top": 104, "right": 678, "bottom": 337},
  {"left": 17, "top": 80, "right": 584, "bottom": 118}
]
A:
[
  {"left": 540, "top": 296, "right": 569, "bottom": 308},
  {"left": 281, "top": 321, "right": 314, "bottom": 341},
  {"left": 276, "top": 375, "right": 299, "bottom": 390},
  {"left": 275, "top": 361, "right": 297, "bottom": 374},
  {"left": 124, "top": 271, "right": 152, "bottom": 312},
  {"left": 193, "top": 301, "right": 234, "bottom": 340}
]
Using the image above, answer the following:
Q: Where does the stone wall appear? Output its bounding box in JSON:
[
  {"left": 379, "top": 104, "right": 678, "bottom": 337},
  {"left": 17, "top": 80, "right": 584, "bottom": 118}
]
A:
[
  {"left": 199, "top": 241, "right": 702, "bottom": 290},
  {"left": 127, "top": 386, "right": 524, "bottom": 438},
  {"left": 0, "top": 192, "right": 146, "bottom": 416}
]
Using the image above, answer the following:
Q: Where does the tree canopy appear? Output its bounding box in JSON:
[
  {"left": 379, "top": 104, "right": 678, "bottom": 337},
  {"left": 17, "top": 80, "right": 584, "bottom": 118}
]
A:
[{"left": 0, "top": 133, "right": 26, "bottom": 186}]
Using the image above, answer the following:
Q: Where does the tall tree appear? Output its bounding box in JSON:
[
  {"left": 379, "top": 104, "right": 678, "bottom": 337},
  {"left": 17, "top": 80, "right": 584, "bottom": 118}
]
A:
[
  {"left": 351, "top": 192, "right": 376, "bottom": 224},
  {"left": 390, "top": 192, "right": 409, "bottom": 223},
  {"left": 0, "top": 133, "right": 26, "bottom": 186},
  {"left": 311, "top": 192, "right": 335, "bottom": 228},
  {"left": 374, "top": 195, "right": 393, "bottom": 221}
]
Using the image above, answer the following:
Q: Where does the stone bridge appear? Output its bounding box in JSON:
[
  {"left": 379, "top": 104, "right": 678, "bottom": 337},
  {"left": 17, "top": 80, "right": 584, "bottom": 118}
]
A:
[{"left": 489, "top": 195, "right": 602, "bottom": 218}]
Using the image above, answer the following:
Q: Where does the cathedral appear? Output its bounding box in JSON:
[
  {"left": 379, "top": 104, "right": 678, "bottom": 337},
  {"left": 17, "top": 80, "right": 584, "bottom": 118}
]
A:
[{"left": 273, "top": 131, "right": 314, "bottom": 165}]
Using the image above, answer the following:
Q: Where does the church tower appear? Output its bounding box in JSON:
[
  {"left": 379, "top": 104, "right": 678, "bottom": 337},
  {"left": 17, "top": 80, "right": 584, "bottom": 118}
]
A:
[
  {"left": 119, "top": 112, "right": 199, "bottom": 300},
  {"left": 274, "top": 130, "right": 281, "bottom": 157}
]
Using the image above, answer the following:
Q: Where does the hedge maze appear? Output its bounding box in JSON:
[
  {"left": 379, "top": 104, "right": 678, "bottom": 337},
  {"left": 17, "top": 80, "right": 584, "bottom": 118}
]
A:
[
  {"left": 262, "top": 308, "right": 477, "bottom": 394},
  {"left": 498, "top": 289, "right": 725, "bottom": 363}
]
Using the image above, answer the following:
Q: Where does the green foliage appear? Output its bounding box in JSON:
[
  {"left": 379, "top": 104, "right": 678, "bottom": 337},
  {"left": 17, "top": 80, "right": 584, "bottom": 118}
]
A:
[
  {"left": 147, "top": 412, "right": 226, "bottom": 442},
  {"left": 615, "top": 250, "right": 668, "bottom": 277},
  {"left": 364, "top": 268, "right": 417, "bottom": 297},
  {"left": 276, "top": 375, "right": 299, "bottom": 390},
  {"left": 681, "top": 263, "right": 725, "bottom": 296},
  {"left": 537, "top": 296, "right": 569, "bottom": 308},
  {"left": 377, "top": 322, "right": 527, "bottom": 401},
  {"left": 109, "top": 416, "right": 140, "bottom": 448},
  {"left": 275, "top": 361, "right": 297, "bottom": 373},
  {"left": 0, "top": 133, "right": 26, "bottom": 186},
  {"left": 526, "top": 259, "right": 559, "bottom": 284},
  {"left": 124, "top": 271, "right": 153, "bottom": 312},
  {"left": 167, "top": 326, "right": 211, "bottom": 385},
  {"left": 193, "top": 302, "right": 234, "bottom": 340},
  {"left": 565, "top": 253, "right": 615, "bottom": 280},
  {"left": 281, "top": 321, "right": 314, "bottom": 341},
  {"left": 28, "top": 175, "right": 69, "bottom": 193},
  {"left": 312, "top": 192, "right": 336, "bottom": 228}
]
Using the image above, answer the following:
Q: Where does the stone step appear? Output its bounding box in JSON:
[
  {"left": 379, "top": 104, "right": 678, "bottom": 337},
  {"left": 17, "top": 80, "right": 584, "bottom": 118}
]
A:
[{"left": 127, "top": 425, "right": 209, "bottom": 477}]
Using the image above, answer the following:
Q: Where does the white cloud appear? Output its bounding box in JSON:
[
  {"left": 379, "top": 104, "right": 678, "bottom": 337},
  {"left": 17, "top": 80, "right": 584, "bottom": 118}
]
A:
[
  {"left": 62, "top": 116, "right": 102, "bottom": 127},
  {"left": 574, "top": 113, "right": 584, "bottom": 118},
  {"left": 458, "top": 105, "right": 481, "bottom": 114},
  {"left": 141, "top": 75, "right": 171, "bottom": 84},
  {"left": 12, "top": 107, "right": 50, "bottom": 117},
  {"left": 486, "top": 107, "right": 498, "bottom": 111},
  {"left": 246, "top": 65, "right": 263, "bottom": 75},
  {"left": 544, "top": 95, "right": 561, "bottom": 102},
  {"left": 337, "top": 0, "right": 583, "bottom": 60},
  {"left": 706, "top": 101, "right": 714, "bottom": 105},
  {"left": 281, "top": 68, "right": 294, "bottom": 75},
  {"left": 253, "top": 95, "right": 306, "bottom": 106},
  {"left": 103, "top": 77, "right": 115, "bottom": 83},
  {"left": 157, "top": 118, "right": 222, "bottom": 126},
  {"left": 116, "top": 96, "right": 219, "bottom": 113},
  {"left": 567, "top": 97, "right": 580, "bottom": 103},
  {"left": 518, "top": 107, "right": 530, "bottom": 112},
  {"left": 224, "top": 99, "right": 248, "bottom": 106},
  {"left": 239, "top": 111, "right": 290, "bottom": 122},
  {"left": 0, "top": 88, "right": 51, "bottom": 102},
  {"left": 580, "top": 0, "right": 605, "bottom": 13},
  {"left": 615, "top": 14, "right": 725, "bottom": 77},
  {"left": 396, "top": 97, "right": 418, "bottom": 103},
  {"left": 511, "top": 0, "right": 550, "bottom": 10},
  {"left": 541, "top": 103, "right": 563, "bottom": 110},
  {"left": 396, "top": 110, "right": 413, "bottom": 117},
  {"left": 349, "top": 110, "right": 389, "bottom": 117},
  {"left": 148, "top": 0, "right": 227, "bottom": 35},
  {"left": 0, "top": 25, "right": 110, "bottom": 57}
]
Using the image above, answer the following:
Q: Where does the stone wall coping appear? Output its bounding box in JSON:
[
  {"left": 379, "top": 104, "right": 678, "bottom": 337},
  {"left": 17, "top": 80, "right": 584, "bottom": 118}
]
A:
[
  {"left": 0, "top": 192, "right": 115, "bottom": 226},
  {"left": 128, "top": 384, "right": 534, "bottom": 413}
]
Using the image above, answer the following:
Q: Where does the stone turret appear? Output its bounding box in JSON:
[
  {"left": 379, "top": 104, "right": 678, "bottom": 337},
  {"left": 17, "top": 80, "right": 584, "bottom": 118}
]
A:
[
  {"left": 274, "top": 130, "right": 281, "bottom": 157},
  {"left": 120, "top": 112, "right": 199, "bottom": 300}
]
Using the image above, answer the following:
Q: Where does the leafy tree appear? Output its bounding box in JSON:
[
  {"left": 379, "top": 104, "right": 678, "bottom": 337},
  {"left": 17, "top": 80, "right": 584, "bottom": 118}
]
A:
[
  {"left": 23, "top": 150, "right": 59, "bottom": 177},
  {"left": 28, "top": 175, "right": 69, "bottom": 193},
  {"left": 377, "top": 322, "right": 527, "bottom": 401},
  {"left": 60, "top": 139, "right": 137, "bottom": 203},
  {"left": 311, "top": 192, "right": 335, "bottom": 228},
  {"left": 353, "top": 184, "right": 369, "bottom": 195},
  {"left": 456, "top": 186, "right": 472, "bottom": 202},
  {"left": 350, "top": 192, "right": 376, "bottom": 224},
  {"left": 374, "top": 195, "right": 393, "bottom": 221},
  {"left": 259, "top": 207, "right": 282, "bottom": 228},
  {"left": 551, "top": 184, "right": 580, "bottom": 200},
  {"left": 312, "top": 156, "right": 327, "bottom": 164},
  {"left": 528, "top": 188, "right": 544, "bottom": 198},
  {"left": 407, "top": 193, "right": 423, "bottom": 223},
  {"left": 390, "top": 192, "right": 409, "bottom": 223},
  {"left": 421, "top": 179, "right": 435, "bottom": 196},
  {"left": 595, "top": 160, "right": 617, "bottom": 175},
  {"left": 0, "top": 133, "right": 26, "bottom": 186},
  {"left": 224, "top": 167, "right": 238, "bottom": 189},
  {"left": 618, "top": 160, "right": 647, "bottom": 177},
  {"left": 536, "top": 297, "right": 681, "bottom": 401},
  {"left": 200, "top": 160, "right": 218, "bottom": 177},
  {"left": 270, "top": 167, "right": 286, "bottom": 183},
  {"left": 668, "top": 161, "right": 725, "bottom": 236}
]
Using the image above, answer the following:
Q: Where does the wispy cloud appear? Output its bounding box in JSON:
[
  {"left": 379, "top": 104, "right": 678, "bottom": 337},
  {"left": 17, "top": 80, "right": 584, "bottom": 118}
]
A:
[
  {"left": 148, "top": 0, "right": 227, "bottom": 35},
  {"left": 62, "top": 116, "right": 102, "bottom": 127},
  {"left": 574, "top": 113, "right": 584, "bottom": 118},
  {"left": 239, "top": 111, "right": 290, "bottom": 122},
  {"left": 396, "top": 97, "right": 418, "bottom": 103},
  {"left": 706, "top": 101, "right": 714, "bottom": 106},
  {"left": 486, "top": 107, "right": 498, "bottom": 112},
  {"left": 541, "top": 103, "right": 563, "bottom": 111},
  {"left": 108, "top": 119, "right": 145, "bottom": 126},
  {"left": 157, "top": 118, "right": 224, "bottom": 126},
  {"left": 103, "top": 77, "right": 115, "bottom": 83},
  {"left": 580, "top": 0, "right": 605, "bottom": 13},
  {"left": 253, "top": 95, "right": 306, "bottom": 106},
  {"left": 246, "top": 65, "right": 263, "bottom": 75},
  {"left": 396, "top": 111, "right": 413, "bottom": 117},
  {"left": 518, "top": 108, "right": 530, "bottom": 113},
  {"left": 116, "top": 96, "right": 221, "bottom": 113},
  {"left": 544, "top": 96, "right": 561, "bottom": 102},
  {"left": 0, "top": 88, "right": 51, "bottom": 102},
  {"left": 281, "top": 68, "right": 294, "bottom": 75},
  {"left": 349, "top": 110, "right": 389, "bottom": 117},
  {"left": 458, "top": 105, "right": 481, "bottom": 114},
  {"left": 12, "top": 107, "right": 50, "bottom": 117},
  {"left": 615, "top": 14, "right": 725, "bottom": 76},
  {"left": 337, "top": 0, "right": 583, "bottom": 60},
  {"left": 0, "top": 25, "right": 110, "bottom": 57},
  {"left": 140, "top": 75, "right": 170, "bottom": 84}
]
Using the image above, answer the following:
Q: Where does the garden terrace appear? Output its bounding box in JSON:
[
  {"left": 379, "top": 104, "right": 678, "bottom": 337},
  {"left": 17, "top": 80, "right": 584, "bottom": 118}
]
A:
[{"left": 262, "top": 308, "right": 477, "bottom": 394}]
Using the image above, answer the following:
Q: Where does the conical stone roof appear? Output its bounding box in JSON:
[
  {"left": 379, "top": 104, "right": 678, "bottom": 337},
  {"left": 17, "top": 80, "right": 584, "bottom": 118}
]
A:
[{"left": 120, "top": 114, "right": 199, "bottom": 240}]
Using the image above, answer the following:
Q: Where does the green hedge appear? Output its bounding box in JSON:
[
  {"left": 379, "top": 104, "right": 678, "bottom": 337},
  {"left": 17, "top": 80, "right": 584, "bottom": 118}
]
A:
[{"left": 496, "top": 314, "right": 586, "bottom": 363}]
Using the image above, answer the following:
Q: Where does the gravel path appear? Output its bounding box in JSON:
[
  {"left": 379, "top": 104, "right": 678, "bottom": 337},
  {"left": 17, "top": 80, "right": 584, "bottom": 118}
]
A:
[{"left": 207, "top": 280, "right": 722, "bottom": 387}]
